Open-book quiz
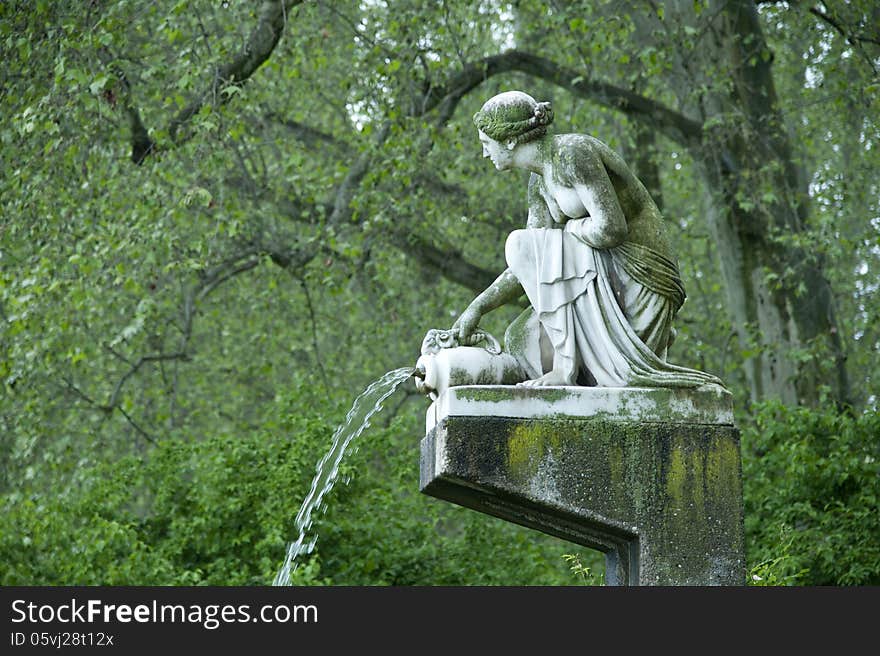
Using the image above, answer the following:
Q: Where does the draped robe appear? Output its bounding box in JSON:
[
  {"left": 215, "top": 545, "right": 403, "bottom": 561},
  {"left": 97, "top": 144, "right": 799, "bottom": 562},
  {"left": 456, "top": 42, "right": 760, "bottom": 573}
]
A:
[{"left": 504, "top": 172, "right": 723, "bottom": 389}]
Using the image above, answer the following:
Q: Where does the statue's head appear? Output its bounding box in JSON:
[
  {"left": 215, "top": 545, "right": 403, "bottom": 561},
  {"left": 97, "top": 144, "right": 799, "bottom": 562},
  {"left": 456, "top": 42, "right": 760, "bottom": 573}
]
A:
[{"left": 472, "top": 91, "right": 554, "bottom": 150}]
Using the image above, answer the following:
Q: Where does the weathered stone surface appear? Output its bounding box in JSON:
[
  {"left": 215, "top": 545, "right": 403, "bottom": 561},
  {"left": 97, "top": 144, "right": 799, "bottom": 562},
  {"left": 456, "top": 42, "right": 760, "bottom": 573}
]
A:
[{"left": 420, "top": 385, "right": 745, "bottom": 586}]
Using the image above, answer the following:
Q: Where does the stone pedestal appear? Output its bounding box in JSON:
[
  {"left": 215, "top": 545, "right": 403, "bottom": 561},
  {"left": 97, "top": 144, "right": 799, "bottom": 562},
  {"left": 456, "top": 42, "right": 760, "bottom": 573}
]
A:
[{"left": 419, "top": 385, "right": 745, "bottom": 586}]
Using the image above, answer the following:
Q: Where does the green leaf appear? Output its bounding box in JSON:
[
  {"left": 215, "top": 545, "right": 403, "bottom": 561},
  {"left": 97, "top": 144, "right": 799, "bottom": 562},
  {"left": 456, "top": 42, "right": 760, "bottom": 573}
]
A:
[{"left": 89, "top": 74, "right": 109, "bottom": 95}]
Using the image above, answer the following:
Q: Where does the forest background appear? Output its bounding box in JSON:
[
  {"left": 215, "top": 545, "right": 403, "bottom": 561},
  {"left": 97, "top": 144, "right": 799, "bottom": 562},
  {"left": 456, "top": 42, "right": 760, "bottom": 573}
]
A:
[{"left": 1, "top": 0, "right": 877, "bottom": 586}]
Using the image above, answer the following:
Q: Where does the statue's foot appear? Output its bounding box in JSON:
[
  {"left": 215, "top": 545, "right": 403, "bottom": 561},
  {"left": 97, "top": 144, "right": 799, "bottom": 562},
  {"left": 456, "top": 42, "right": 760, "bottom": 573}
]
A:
[{"left": 517, "top": 370, "right": 574, "bottom": 387}]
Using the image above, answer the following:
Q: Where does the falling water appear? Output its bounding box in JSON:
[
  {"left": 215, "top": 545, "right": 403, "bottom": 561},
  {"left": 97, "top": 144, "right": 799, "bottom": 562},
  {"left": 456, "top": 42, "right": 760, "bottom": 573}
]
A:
[{"left": 273, "top": 366, "right": 414, "bottom": 586}]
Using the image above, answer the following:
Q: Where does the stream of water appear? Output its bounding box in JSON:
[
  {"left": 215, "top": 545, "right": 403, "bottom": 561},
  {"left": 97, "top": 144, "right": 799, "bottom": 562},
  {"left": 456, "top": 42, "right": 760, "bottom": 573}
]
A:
[{"left": 273, "top": 366, "right": 414, "bottom": 586}]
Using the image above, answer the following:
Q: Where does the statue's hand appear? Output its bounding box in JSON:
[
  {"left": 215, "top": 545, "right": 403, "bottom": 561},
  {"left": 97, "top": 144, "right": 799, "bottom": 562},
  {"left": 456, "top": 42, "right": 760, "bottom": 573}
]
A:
[{"left": 452, "top": 306, "right": 481, "bottom": 344}]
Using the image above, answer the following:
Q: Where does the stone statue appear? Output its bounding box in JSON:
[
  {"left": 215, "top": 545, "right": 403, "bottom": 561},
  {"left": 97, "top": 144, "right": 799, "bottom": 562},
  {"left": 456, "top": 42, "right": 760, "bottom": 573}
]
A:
[{"left": 415, "top": 90, "right": 723, "bottom": 398}]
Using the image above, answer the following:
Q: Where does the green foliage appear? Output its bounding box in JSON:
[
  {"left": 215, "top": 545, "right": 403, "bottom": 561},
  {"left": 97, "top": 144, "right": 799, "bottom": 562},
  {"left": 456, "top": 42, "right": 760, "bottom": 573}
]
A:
[
  {"left": 747, "top": 528, "right": 809, "bottom": 586},
  {"left": 0, "top": 393, "right": 577, "bottom": 586},
  {"left": 0, "top": 496, "right": 179, "bottom": 586},
  {"left": 742, "top": 402, "right": 880, "bottom": 585},
  {"left": 562, "top": 552, "right": 604, "bottom": 585},
  {"left": 0, "top": 396, "right": 332, "bottom": 585},
  {"left": 1, "top": 0, "right": 877, "bottom": 586}
]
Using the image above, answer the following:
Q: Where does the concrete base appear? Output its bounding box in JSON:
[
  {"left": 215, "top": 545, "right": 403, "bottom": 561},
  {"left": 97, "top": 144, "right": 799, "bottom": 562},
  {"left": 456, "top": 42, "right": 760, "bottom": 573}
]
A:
[{"left": 419, "top": 385, "right": 745, "bottom": 586}]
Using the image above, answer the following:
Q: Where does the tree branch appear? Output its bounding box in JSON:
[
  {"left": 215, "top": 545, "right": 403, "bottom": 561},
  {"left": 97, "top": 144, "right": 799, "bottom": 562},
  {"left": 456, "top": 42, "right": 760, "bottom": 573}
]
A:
[
  {"left": 327, "top": 123, "right": 391, "bottom": 229},
  {"left": 96, "top": 49, "right": 156, "bottom": 164},
  {"left": 179, "top": 248, "right": 264, "bottom": 346},
  {"left": 168, "top": 0, "right": 305, "bottom": 142},
  {"left": 106, "top": 352, "right": 191, "bottom": 410},
  {"left": 233, "top": 48, "right": 700, "bottom": 295},
  {"left": 807, "top": 4, "right": 879, "bottom": 73},
  {"left": 296, "top": 275, "right": 332, "bottom": 397},
  {"left": 121, "top": 78, "right": 155, "bottom": 165},
  {"left": 387, "top": 230, "right": 498, "bottom": 293},
  {"left": 757, "top": 2, "right": 880, "bottom": 62},
  {"left": 117, "top": 406, "right": 157, "bottom": 444},
  {"left": 195, "top": 257, "right": 261, "bottom": 303},
  {"left": 267, "top": 112, "right": 348, "bottom": 151},
  {"left": 118, "top": 0, "right": 304, "bottom": 163},
  {"left": 312, "top": 49, "right": 701, "bottom": 293},
  {"left": 60, "top": 374, "right": 158, "bottom": 444},
  {"left": 85, "top": 248, "right": 265, "bottom": 439},
  {"left": 426, "top": 50, "right": 704, "bottom": 147}
]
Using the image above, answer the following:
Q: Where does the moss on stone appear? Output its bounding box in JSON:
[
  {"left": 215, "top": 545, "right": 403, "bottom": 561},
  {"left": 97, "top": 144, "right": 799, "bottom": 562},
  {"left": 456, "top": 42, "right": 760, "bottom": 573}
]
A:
[
  {"left": 502, "top": 308, "right": 533, "bottom": 362},
  {"left": 455, "top": 386, "right": 577, "bottom": 405},
  {"left": 506, "top": 420, "right": 563, "bottom": 482},
  {"left": 424, "top": 412, "right": 745, "bottom": 585},
  {"left": 444, "top": 384, "right": 734, "bottom": 428}
]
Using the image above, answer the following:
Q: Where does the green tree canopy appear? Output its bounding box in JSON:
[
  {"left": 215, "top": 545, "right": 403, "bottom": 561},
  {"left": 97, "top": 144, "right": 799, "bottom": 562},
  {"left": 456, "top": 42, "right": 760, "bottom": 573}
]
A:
[{"left": 1, "top": 0, "right": 877, "bottom": 586}]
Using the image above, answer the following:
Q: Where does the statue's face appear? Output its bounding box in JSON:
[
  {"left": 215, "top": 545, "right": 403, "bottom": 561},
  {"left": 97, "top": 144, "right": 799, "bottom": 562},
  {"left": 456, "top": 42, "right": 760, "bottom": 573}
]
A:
[{"left": 478, "top": 130, "right": 513, "bottom": 170}]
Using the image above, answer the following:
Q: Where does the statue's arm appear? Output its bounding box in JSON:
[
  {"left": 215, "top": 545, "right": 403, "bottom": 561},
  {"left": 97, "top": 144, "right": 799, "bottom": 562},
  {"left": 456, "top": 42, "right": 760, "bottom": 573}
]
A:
[
  {"left": 453, "top": 179, "right": 542, "bottom": 341},
  {"left": 452, "top": 269, "right": 522, "bottom": 343},
  {"left": 569, "top": 148, "right": 628, "bottom": 248},
  {"left": 527, "top": 173, "right": 555, "bottom": 228}
]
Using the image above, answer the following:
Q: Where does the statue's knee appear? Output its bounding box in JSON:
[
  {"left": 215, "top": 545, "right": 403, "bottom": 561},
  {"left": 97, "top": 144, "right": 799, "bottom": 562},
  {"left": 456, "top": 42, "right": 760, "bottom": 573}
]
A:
[{"left": 505, "top": 229, "right": 528, "bottom": 262}]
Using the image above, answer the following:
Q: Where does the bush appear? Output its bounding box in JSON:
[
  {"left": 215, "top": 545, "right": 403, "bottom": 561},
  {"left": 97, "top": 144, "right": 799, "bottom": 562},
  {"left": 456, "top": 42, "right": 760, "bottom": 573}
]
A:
[
  {"left": 742, "top": 401, "right": 880, "bottom": 585},
  {"left": 0, "top": 397, "right": 576, "bottom": 585},
  {"left": 0, "top": 407, "right": 332, "bottom": 586}
]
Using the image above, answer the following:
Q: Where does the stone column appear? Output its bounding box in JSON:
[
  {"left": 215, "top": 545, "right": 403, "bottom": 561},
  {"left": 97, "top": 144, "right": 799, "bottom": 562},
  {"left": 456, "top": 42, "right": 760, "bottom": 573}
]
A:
[{"left": 419, "top": 385, "right": 745, "bottom": 586}]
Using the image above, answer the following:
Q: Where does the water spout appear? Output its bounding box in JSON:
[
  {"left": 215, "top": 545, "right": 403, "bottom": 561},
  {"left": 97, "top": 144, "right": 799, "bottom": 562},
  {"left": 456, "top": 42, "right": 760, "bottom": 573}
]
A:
[{"left": 273, "top": 366, "right": 414, "bottom": 586}]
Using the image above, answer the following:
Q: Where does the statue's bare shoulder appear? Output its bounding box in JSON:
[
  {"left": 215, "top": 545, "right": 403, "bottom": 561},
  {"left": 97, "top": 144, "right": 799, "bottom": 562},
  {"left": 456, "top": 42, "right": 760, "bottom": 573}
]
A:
[{"left": 552, "top": 134, "right": 671, "bottom": 256}]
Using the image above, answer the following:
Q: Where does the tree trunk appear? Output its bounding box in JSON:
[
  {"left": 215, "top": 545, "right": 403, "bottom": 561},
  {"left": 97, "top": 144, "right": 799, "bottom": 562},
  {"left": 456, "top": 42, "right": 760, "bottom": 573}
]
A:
[
  {"left": 691, "top": 0, "right": 850, "bottom": 406},
  {"left": 579, "top": 0, "right": 852, "bottom": 405}
]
